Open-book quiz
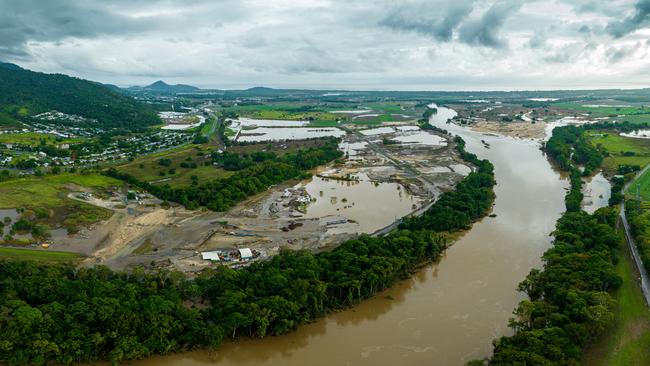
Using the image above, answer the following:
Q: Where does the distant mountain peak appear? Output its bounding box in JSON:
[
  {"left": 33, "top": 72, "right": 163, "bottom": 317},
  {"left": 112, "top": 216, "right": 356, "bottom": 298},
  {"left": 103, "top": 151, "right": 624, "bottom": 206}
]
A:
[
  {"left": 141, "top": 80, "right": 200, "bottom": 93},
  {"left": 148, "top": 80, "right": 169, "bottom": 88}
]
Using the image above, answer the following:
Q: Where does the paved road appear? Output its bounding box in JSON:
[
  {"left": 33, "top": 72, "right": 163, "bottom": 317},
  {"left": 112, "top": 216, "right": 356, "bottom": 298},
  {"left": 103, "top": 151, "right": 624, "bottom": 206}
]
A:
[{"left": 620, "top": 163, "right": 650, "bottom": 307}]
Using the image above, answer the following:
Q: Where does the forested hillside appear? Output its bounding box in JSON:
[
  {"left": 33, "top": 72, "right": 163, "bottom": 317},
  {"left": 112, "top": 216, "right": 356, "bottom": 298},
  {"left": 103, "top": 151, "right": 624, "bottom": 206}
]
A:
[{"left": 0, "top": 65, "right": 160, "bottom": 131}]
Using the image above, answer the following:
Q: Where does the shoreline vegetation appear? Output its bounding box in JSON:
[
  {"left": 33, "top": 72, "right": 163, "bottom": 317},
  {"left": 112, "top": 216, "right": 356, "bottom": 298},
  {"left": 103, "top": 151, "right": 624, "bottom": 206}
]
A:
[
  {"left": 472, "top": 122, "right": 648, "bottom": 365},
  {"left": 0, "top": 134, "right": 495, "bottom": 365}
]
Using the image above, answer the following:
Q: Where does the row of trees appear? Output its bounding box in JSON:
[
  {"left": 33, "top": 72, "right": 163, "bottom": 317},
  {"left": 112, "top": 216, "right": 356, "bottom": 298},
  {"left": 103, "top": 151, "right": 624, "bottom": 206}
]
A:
[
  {"left": 476, "top": 124, "right": 624, "bottom": 365},
  {"left": 107, "top": 139, "right": 343, "bottom": 211},
  {"left": 0, "top": 137, "right": 496, "bottom": 365}
]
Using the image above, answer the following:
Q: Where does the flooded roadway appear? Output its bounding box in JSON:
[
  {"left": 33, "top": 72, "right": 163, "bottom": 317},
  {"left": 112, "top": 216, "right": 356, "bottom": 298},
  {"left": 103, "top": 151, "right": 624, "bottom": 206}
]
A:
[{"left": 133, "top": 106, "right": 569, "bottom": 366}]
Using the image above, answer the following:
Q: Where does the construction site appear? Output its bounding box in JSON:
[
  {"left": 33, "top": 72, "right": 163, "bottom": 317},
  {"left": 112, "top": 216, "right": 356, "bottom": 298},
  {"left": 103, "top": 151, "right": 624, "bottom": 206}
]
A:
[{"left": 48, "top": 125, "right": 472, "bottom": 273}]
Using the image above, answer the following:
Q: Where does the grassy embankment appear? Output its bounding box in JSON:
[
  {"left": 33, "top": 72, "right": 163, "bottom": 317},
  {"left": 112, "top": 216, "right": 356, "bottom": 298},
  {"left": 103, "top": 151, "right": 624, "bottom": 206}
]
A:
[
  {"left": 0, "top": 247, "right": 81, "bottom": 263},
  {"left": 635, "top": 168, "right": 650, "bottom": 201}
]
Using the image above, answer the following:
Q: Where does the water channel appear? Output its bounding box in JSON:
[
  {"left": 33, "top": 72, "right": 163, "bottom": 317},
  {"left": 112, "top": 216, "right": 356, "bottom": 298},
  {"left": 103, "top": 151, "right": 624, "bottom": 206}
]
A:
[{"left": 133, "top": 105, "right": 570, "bottom": 366}]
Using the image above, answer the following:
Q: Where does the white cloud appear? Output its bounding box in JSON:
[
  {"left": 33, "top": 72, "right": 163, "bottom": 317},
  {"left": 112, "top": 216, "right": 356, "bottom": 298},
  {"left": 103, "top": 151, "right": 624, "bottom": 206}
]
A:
[{"left": 2, "top": 0, "right": 650, "bottom": 90}]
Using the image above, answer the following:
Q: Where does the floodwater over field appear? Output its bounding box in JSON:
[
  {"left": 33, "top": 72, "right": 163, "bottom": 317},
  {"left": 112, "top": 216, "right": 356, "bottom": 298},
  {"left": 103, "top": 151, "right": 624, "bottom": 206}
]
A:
[
  {"left": 301, "top": 172, "right": 419, "bottom": 234},
  {"left": 393, "top": 131, "right": 447, "bottom": 146},
  {"left": 583, "top": 171, "right": 611, "bottom": 214},
  {"left": 237, "top": 127, "right": 345, "bottom": 142},
  {"left": 133, "top": 104, "right": 569, "bottom": 366},
  {"left": 621, "top": 129, "right": 650, "bottom": 139},
  {"left": 236, "top": 118, "right": 309, "bottom": 127},
  {"left": 360, "top": 126, "right": 394, "bottom": 135}
]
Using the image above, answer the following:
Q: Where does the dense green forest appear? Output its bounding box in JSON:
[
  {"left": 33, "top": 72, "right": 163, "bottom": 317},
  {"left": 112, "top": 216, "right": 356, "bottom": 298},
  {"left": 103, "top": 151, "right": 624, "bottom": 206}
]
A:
[
  {"left": 475, "top": 125, "right": 624, "bottom": 365},
  {"left": 107, "top": 138, "right": 344, "bottom": 210},
  {"left": 545, "top": 125, "right": 603, "bottom": 176},
  {"left": 0, "top": 66, "right": 160, "bottom": 131},
  {"left": 0, "top": 137, "right": 495, "bottom": 365}
]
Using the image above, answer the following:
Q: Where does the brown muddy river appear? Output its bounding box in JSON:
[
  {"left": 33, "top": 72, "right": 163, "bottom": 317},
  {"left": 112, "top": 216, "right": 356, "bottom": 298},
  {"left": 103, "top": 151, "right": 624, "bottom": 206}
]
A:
[{"left": 132, "top": 106, "right": 569, "bottom": 366}]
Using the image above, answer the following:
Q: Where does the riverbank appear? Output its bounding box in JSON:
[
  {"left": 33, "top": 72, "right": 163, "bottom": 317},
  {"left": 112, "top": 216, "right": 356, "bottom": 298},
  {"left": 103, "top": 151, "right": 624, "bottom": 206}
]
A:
[
  {"left": 0, "top": 119, "right": 497, "bottom": 365},
  {"left": 479, "top": 123, "right": 627, "bottom": 365},
  {"left": 124, "top": 105, "right": 568, "bottom": 366}
]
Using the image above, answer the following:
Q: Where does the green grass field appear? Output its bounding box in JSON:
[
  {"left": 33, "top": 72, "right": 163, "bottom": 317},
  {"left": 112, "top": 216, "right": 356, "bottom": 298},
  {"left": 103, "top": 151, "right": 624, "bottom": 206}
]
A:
[
  {"left": 364, "top": 102, "right": 407, "bottom": 113},
  {"left": 555, "top": 102, "right": 650, "bottom": 125},
  {"left": 0, "top": 132, "right": 85, "bottom": 146},
  {"left": 0, "top": 247, "right": 81, "bottom": 262},
  {"left": 223, "top": 102, "right": 419, "bottom": 126},
  {"left": 116, "top": 144, "right": 230, "bottom": 187},
  {"left": 0, "top": 173, "right": 117, "bottom": 232},
  {"left": 555, "top": 102, "right": 648, "bottom": 116},
  {"left": 584, "top": 244, "right": 650, "bottom": 366},
  {"left": 222, "top": 104, "right": 341, "bottom": 123},
  {"left": 0, "top": 173, "right": 120, "bottom": 209},
  {"left": 587, "top": 131, "right": 650, "bottom": 173}
]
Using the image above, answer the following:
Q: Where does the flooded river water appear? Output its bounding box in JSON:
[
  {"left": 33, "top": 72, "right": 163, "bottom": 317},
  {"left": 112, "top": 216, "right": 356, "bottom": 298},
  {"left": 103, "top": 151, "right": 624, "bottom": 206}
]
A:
[{"left": 133, "top": 106, "right": 569, "bottom": 366}]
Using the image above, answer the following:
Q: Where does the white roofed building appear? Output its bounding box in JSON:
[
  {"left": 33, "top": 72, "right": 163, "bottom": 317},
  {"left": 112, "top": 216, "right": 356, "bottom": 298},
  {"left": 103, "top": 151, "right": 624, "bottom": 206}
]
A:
[{"left": 238, "top": 248, "right": 253, "bottom": 260}]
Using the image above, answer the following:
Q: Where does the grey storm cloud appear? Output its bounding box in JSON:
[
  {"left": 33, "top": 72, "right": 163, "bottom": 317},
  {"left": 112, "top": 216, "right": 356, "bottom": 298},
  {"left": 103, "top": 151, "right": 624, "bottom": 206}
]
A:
[
  {"left": 607, "top": 0, "right": 650, "bottom": 37},
  {"left": 606, "top": 44, "right": 639, "bottom": 63},
  {"left": 1, "top": 0, "right": 649, "bottom": 89},
  {"left": 0, "top": 0, "right": 152, "bottom": 58},
  {"left": 458, "top": 0, "right": 523, "bottom": 48},
  {"left": 379, "top": 1, "right": 476, "bottom": 42},
  {"left": 379, "top": 0, "right": 522, "bottom": 48},
  {"left": 0, "top": 0, "right": 246, "bottom": 59}
]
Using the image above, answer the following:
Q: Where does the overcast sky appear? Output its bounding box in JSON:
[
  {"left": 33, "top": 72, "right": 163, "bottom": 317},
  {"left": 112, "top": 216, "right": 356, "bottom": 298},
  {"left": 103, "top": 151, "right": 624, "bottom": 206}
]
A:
[{"left": 2, "top": 0, "right": 650, "bottom": 90}]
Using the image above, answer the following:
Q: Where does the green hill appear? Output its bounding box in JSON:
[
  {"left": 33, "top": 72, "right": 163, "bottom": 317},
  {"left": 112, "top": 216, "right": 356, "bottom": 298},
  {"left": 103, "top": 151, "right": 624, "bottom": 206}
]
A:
[{"left": 0, "top": 64, "right": 160, "bottom": 131}]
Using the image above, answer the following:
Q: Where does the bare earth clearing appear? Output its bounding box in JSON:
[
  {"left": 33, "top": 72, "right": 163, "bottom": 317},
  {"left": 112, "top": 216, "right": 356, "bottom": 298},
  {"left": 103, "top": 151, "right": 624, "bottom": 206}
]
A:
[{"left": 48, "top": 126, "right": 469, "bottom": 273}]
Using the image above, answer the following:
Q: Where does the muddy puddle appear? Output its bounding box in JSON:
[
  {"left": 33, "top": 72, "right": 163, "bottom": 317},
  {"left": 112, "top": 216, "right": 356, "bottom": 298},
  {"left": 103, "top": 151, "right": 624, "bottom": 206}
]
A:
[
  {"left": 302, "top": 171, "right": 419, "bottom": 234},
  {"left": 130, "top": 105, "right": 569, "bottom": 366},
  {"left": 0, "top": 208, "right": 19, "bottom": 238}
]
